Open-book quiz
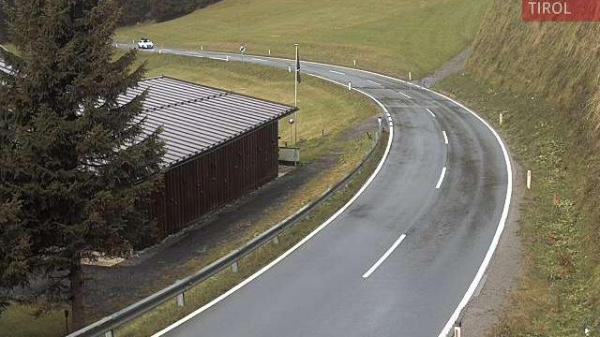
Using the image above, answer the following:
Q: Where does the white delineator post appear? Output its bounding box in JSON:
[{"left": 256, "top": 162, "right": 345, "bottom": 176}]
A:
[
  {"left": 409, "top": 72, "right": 412, "bottom": 81},
  {"left": 348, "top": 82, "right": 352, "bottom": 91},
  {"left": 454, "top": 326, "right": 461, "bottom": 337},
  {"left": 499, "top": 113, "right": 504, "bottom": 126},
  {"left": 527, "top": 170, "right": 532, "bottom": 190}
]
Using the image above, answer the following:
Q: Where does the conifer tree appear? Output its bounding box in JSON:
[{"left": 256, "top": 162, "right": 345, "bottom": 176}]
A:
[{"left": 0, "top": 0, "right": 164, "bottom": 328}]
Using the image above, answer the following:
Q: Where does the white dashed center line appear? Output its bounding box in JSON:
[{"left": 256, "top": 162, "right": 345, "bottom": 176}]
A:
[
  {"left": 435, "top": 167, "right": 447, "bottom": 189},
  {"left": 362, "top": 234, "right": 407, "bottom": 279}
]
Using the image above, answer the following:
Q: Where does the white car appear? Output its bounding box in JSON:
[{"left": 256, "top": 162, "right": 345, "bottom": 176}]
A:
[{"left": 137, "top": 38, "right": 154, "bottom": 49}]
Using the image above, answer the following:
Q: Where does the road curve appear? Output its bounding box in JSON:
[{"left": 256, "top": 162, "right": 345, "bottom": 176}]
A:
[{"left": 137, "top": 47, "right": 512, "bottom": 337}]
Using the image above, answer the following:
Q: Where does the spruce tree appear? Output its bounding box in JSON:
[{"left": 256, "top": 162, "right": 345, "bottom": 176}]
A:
[{"left": 0, "top": 0, "right": 165, "bottom": 328}]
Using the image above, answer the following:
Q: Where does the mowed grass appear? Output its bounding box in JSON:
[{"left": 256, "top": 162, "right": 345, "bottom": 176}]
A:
[
  {"left": 0, "top": 305, "right": 66, "bottom": 337},
  {"left": 117, "top": 0, "right": 491, "bottom": 78}
]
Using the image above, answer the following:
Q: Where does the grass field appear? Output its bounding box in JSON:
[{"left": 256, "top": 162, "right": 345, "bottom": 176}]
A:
[
  {"left": 438, "top": 74, "right": 600, "bottom": 337},
  {"left": 116, "top": 0, "right": 491, "bottom": 78}
]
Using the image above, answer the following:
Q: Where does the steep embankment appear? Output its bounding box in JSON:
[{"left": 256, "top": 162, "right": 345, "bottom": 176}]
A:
[
  {"left": 469, "top": 1, "right": 600, "bottom": 132},
  {"left": 448, "top": 0, "right": 600, "bottom": 335}
]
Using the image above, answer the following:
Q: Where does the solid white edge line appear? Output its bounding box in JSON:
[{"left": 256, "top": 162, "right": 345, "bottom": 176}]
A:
[
  {"left": 362, "top": 234, "right": 407, "bottom": 279},
  {"left": 435, "top": 166, "right": 447, "bottom": 189},
  {"left": 427, "top": 108, "right": 436, "bottom": 118},
  {"left": 430, "top": 87, "right": 513, "bottom": 337},
  {"left": 151, "top": 71, "right": 394, "bottom": 337},
  {"left": 252, "top": 58, "right": 267, "bottom": 62},
  {"left": 145, "top": 49, "right": 512, "bottom": 337},
  {"left": 443, "top": 131, "right": 449, "bottom": 145},
  {"left": 301, "top": 60, "right": 512, "bottom": 337}
]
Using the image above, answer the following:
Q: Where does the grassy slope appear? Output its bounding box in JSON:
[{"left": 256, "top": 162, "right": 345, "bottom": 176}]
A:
[
  {"left": 0, "top": 53, "right": 379, "bottom": 337},
  {"left": 117, "top": 0, "right": 491, "bottom": 78},
  {"left": 438, "top": 75, "right": 599, "bottom": 336},
  {"left": 452, "top": 0, "right": 600, "bottom": 335}
]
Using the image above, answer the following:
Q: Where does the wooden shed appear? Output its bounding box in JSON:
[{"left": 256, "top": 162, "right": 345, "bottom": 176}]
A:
[{"left": 120, "top": 77, "right": 297, "bottom": 238}]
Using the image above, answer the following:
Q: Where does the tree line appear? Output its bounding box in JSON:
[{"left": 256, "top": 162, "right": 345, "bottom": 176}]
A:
[{"left": 0, "top": 0, "right": 222, "bottom": 42}]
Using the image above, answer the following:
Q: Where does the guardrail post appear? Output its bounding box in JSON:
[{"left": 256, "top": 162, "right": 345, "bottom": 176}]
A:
[
  {"left": 104, "top": 330, "right": 114, "bottom": 337},
  {"left": 231, "top": 261, "right": 239, "bottom": 273},
  {"left": 176, "top": 292, "right": 185, "bottom": 307}
]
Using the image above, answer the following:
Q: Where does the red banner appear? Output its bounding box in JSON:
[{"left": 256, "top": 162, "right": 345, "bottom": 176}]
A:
[{"left": 523, "top": 0, "right": 600, "bottom": 21}]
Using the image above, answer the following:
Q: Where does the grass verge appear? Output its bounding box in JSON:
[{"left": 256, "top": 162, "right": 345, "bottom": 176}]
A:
[
  {"left": 116, "top": 0, "right": 490, "bottom": 78},
  {"left": 437, "top": 74, "right": 600, "bottom": 336}
]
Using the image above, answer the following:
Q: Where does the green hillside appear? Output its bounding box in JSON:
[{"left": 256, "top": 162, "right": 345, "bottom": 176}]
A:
[
  {"left": 444, "top": 0, "right": 600, "bottom": 334},
  {"left": 117, "top": 0, "right": 491, "bottom": 78}
]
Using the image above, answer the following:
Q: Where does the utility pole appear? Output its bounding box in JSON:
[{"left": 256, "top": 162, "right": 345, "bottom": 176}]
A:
[{"left": 294, "top": 43, "right": 300, "bottom": 146}]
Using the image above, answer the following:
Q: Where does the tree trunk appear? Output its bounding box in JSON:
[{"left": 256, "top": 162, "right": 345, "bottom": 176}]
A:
[{"left": 70, "top": 262, "right": 86, "bottom": 331}]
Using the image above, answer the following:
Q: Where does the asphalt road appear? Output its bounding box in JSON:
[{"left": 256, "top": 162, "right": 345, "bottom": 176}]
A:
[{"left": 134, "top": 47, "right": 512, "bottom": 337}]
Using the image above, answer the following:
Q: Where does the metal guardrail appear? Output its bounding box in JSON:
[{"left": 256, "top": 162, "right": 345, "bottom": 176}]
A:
[{"left": 67, "top": 128, "right": 386, "bottom": 337}]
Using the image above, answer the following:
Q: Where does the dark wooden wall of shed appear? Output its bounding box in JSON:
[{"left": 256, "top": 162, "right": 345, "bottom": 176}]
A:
[{"left": 152, "top": 121, "right": 279, "bottom": 238}]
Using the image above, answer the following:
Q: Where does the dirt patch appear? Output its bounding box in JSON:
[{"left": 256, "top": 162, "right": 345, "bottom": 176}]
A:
[
  {"left": 459, "top": 156, "right": 524, "bottom": 336},
  {"left": 420, "top": 49, "right": 472, "bottom": 88}
]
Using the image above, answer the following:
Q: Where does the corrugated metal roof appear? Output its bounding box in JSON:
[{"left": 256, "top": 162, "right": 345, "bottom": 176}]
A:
[
  {"left": 0, "top": 63, "right": 294, "bottom": 166},
  {"left": 123, "top": 77, "right": 296, "bottom": 166}
]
